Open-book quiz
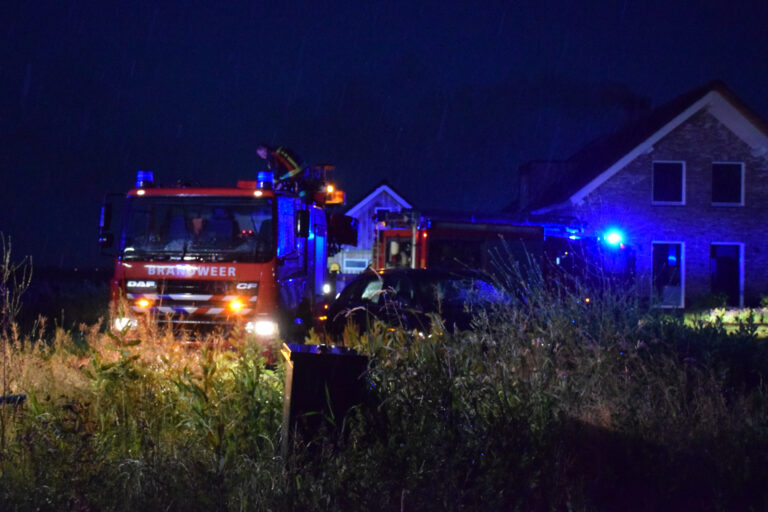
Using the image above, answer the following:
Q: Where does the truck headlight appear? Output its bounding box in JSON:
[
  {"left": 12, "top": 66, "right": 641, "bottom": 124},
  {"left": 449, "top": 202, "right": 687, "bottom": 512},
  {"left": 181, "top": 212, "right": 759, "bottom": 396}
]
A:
[{"left": 245, "top": 319, "right": 278, "bottom": 337}]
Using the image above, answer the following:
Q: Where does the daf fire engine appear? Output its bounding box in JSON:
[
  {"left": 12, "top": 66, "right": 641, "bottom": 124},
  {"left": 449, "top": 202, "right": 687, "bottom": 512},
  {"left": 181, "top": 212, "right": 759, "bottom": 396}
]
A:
[{"left": 98, "top": 169, "right": 350, "bottom": 349}]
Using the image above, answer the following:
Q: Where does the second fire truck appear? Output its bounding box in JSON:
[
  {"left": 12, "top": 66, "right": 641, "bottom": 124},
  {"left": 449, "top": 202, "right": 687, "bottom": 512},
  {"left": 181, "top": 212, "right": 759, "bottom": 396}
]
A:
[{"left": 372, "top": 209, "right": 544, "bottom": 272}]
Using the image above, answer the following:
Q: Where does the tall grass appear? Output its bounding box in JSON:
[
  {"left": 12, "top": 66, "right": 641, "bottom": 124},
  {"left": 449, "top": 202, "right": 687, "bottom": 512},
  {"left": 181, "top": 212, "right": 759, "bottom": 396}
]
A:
[
  {"left": 0, "top": 323, "right": 286, "bottom": 511},
  {"left": 0, "top": 240, "right": 766, "bottom": 510}
]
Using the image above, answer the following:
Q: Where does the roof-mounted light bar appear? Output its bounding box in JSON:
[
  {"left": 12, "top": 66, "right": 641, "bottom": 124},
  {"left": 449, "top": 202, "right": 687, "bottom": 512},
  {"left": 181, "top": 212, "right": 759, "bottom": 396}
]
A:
[
  {"left": 136, "top": 170, "right": 154, "bottom": 188},
  {"left": 257, "top": 171, "right": 274, "bottom": 190}
]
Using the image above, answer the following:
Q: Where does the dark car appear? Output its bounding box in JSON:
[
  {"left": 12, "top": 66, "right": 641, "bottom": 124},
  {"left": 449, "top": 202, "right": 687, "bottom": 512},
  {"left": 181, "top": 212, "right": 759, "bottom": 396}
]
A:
[{"left": 322, "top": 268, "right": 506, "bottom": 340}]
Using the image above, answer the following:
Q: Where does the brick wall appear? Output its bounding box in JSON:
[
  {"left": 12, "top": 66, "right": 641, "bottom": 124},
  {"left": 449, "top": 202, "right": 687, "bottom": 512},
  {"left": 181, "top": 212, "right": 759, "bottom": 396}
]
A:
[{"left": 561, "top": 109, "right": 768, "bottom": 306}]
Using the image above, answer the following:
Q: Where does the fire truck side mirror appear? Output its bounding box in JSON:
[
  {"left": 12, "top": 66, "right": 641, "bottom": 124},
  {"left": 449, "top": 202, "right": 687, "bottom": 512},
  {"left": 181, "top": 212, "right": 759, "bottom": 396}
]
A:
[
  {"left": 296, "top": 210, "right": 309, "bottom": 238},
  {"left": 100, "top": 203, "right": 112, "bottom": 229},
  {"left": 98, "top": 203, "right": 114, "bottom": 249}
]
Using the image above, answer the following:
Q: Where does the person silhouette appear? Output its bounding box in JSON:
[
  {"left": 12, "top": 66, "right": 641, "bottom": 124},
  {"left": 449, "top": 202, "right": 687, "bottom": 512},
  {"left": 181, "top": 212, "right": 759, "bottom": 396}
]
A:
[{"left": 256, "top": 144, "right": 306, "bottom": 181}]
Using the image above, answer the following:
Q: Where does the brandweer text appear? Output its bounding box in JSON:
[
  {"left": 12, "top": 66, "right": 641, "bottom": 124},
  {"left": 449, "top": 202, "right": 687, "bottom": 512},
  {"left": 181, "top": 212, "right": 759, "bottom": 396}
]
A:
[{"left": 146, "top": 265, "right": 237, "bottom": 277}]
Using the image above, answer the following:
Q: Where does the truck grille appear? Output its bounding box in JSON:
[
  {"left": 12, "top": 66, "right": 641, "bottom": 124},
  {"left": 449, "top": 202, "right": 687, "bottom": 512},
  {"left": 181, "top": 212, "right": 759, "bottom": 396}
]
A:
[
  {"left": 126, "top": 279, "right": 258, "bottom": 319},
  {"left": 158, "top": 280, "right": 230, "bottom": 295}
]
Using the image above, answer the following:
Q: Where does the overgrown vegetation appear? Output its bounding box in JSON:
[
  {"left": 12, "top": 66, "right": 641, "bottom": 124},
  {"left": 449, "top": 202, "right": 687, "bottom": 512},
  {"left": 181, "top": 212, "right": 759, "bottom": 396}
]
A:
[{"left": 0, "top": 241, "right": 767, "bottom": 511}]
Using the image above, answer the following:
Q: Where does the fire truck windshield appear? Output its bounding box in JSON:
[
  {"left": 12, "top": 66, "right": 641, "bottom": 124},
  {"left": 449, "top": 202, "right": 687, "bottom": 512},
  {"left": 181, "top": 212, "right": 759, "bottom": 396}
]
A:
[{"left": 120, "top": 196, "right": 275, "bottom": 263}]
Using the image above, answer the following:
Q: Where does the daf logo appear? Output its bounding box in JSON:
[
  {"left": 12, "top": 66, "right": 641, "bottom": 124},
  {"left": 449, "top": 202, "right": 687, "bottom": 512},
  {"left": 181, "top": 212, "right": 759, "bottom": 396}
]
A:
[
  {"left": 236, "top": 282, "right": 259, "bottom": 290},
  {"left": 127, "top": 280, "right": 157, "bottom": 288}
]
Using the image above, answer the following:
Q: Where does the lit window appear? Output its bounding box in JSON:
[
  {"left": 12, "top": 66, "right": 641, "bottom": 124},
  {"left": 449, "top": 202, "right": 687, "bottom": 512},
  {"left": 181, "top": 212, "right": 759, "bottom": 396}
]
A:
[
  {"left": 342, "top": 258, "right": 370, "bottom": 274},
  {"left": 652, "top": 161, "right": 685, "bottom": 204},
  {"left": 712, "top": 162, "right": 744, "bottom": 205}
]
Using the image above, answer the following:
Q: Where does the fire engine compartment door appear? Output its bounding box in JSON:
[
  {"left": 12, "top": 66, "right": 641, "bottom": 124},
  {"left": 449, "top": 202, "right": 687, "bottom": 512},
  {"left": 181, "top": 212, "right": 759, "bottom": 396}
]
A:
[{"left": 276, "top": 197, "right": 308, "bottom": 311}]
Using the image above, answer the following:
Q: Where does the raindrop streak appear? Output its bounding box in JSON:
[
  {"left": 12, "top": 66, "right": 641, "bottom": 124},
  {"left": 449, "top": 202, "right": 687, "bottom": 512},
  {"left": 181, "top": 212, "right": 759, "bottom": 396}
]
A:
[
  {"left": 621, "top": 0, "right": 630, "bottom": 19},
  {"left": 291, "top": 37, "right": 307, "bottom": 105},
  {"left": 146, "top": 9, "right": 158, "bottom": 44},
  {"left": 436, "top": 105, "right": 448, "bottom": 141},
  {"left": 21, "top": 62, "right": 32, "bottom": 105},
  {"left": 496, "top": 7, "right": 508, "bottom": 38},
  {"left": 81, "top": 110, "right": 90, "bottom": 133},
  {"left": 337, "top": 83, "right": 346, "bottom": 110}
]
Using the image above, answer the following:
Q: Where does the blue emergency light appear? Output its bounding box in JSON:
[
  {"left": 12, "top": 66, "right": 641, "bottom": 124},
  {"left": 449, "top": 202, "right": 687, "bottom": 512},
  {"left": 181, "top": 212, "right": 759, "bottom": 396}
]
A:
[
  {"left": 604, "top": 229, "right": 624, "bottom": 246},
  {"left": 136, "top": 170, "right": 154, "bottom": 188},
  {"left": 668, "top": 246, "right": 678, "bottom": 266},
  {"left": 257, "top": 171, "right": 274, "bottom": 189}
]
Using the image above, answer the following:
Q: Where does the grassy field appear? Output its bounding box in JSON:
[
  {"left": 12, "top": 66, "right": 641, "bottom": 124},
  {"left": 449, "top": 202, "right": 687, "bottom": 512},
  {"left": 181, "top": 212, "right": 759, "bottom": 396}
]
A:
[{"left": 1, "top": 250, "right": 768, "bottom": 510}]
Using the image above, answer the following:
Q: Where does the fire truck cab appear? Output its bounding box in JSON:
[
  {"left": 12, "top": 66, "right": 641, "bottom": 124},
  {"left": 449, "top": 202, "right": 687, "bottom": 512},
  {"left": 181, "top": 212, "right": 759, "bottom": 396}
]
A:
[{"left": 98, "top": 169, "right": 346, "bottom": 349}]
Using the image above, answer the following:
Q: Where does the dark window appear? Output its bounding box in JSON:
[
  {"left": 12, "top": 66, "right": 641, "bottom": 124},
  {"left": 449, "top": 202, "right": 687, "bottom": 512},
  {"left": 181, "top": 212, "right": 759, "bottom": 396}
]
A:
[
  {"left": 652, "top": 162, "right": 684, "bottom": 203},
  {"left": 712, "top": 163, "right": 743, "bottom": 204},
  {"left": 710, "top": 244, "right": 741, "bottom": 306}
]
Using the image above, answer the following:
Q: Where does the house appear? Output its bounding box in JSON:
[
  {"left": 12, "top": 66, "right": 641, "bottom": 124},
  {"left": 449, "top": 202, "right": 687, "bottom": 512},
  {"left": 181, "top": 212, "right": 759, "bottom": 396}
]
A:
[
  {"left": 328, "top": 181, "right": 413, "bottom": 275},
  {"left": 516, "top": 80, "right": 768, "bottom": 308}
]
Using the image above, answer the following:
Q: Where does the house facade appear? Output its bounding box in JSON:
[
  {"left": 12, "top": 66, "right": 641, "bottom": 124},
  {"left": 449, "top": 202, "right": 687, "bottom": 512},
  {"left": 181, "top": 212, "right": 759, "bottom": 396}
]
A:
[
  {"left": 520, "top": 81, "right": 768, "bottom": 307},
  {"left": 328, "top": 182, "right": 412, "bottom": 275}
]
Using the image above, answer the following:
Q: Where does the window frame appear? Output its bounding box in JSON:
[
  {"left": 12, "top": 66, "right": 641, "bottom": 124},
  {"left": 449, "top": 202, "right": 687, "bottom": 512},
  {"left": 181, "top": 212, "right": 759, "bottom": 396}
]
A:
[
  {"left": 711, "top": 161, "right": 745, "bottom": 206},
  {"left": 651, "top": 160, "right": 686, "bottom": 205}
]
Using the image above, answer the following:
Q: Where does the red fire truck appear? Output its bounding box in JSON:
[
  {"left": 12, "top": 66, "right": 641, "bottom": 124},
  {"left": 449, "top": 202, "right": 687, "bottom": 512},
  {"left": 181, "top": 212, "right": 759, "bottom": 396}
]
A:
[
  {"left": 372, "top": 209, "right": 634, "bottom": 295},
  {"left": 98, "top": 169, "right": 350, "bottom": 349},
  {"left": 372, "top": 209, "right": 544, "bottom": 271}
]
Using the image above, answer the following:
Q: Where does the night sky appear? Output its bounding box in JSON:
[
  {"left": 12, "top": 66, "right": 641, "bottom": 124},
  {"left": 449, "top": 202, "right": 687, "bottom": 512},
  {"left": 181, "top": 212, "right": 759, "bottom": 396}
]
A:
[{"left": 2, "top": 1, "right": 767, "bottom": 268}]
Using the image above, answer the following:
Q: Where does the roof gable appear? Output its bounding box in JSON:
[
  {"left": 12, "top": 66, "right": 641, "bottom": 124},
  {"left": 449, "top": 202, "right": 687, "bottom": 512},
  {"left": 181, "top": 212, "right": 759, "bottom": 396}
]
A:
[
  {"left": 345, "top": 182, "right": 412, "bottom": 218},
  {"left": 530, "top": 81, "right": 768, "bottom": 214}
]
